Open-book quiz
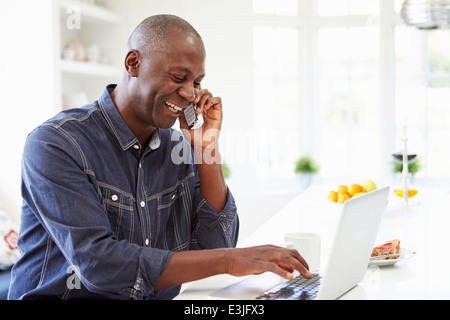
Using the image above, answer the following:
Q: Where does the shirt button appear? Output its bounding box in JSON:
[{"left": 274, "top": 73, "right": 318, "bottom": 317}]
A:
[
  {"left": 145, "top": 238, "right": 149, "bottom": 246},
  {"left": 111, "top": 195, "right": 118, "bottom": 201},
  {"left": 140, "top": 201, "right": 145, "bottom": 208},
  {"left": 171, "top": 194, "right": 176, "bottom": 200},
  {"left": 133, "top": 144, "right": 139, "bottom": 150}
]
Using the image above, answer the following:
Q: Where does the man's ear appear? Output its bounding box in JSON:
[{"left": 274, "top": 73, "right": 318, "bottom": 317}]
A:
[{"left": 125, "top": 49, "right": 140, "bottom": 77}]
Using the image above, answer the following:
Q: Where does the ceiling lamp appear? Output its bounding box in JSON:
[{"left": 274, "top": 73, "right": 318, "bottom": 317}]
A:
[{"left": 400, "top": 0, "right": 450, "bottom": 30}]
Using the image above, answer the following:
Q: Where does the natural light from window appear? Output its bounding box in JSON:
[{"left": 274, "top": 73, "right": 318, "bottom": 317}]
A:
[{"left": 252, "top": 0, "right": 450, "bottom": 184}]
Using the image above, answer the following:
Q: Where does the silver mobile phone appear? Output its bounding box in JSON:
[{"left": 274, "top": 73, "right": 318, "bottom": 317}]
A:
[{"left": 184, "top": 103, "right": 204, "bottom": 130}]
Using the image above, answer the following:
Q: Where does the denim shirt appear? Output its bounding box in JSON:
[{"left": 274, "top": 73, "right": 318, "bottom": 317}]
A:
[{"left": 8, "top": 85, "right": 239, "bottom": 300}]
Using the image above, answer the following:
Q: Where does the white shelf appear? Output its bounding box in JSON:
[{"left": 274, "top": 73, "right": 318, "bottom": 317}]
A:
[
  {"left": 53, "top": 0, "right": 126, "bottom": 108},
  {"left": 60, "top": 60, "right": 122, "bottom": 77}
]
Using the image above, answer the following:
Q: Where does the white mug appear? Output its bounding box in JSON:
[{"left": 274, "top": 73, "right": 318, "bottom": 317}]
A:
[{"left": 285, "top": 232, "right": 321, "bottom": 273}]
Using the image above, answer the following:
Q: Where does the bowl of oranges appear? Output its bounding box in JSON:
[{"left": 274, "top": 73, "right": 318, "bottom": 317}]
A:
[{"left": 328, "top": 180, "right": 377, "bottom": 204}]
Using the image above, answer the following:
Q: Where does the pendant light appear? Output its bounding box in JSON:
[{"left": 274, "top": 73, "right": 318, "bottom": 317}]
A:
[{"left": 400, "top": 0, "right": 450, "bottom": 30}]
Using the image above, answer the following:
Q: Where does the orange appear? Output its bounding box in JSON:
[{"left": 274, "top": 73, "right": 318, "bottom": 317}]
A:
[
  {"left": 348, "top": 184, "right": 363, "bottom": 196},
  {"left": 328, "top": 191, "right": 338, "bottom": 202},
  {"left": 337, "top": 185, "right": 348, "bottom": 195},
  {"left": 337, "top": 193, "right": 351, "bottom": 203}
]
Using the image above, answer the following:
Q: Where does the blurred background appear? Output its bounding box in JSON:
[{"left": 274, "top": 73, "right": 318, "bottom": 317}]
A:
[{"left": 1, "top": 0, "right": 449, "bottom": 239}]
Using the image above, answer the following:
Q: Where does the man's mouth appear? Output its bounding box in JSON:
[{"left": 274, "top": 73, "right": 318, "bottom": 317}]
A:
[{"left": 165, "top": 101, "right": 184, "bottom": 114}]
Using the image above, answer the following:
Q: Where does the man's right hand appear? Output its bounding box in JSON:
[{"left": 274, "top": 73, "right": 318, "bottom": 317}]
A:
[
  {"left": 224, "top": 245, "right": 312, "bottom": 280},
  {"left": 155, "top": 245, "right": 311, "bottom": 292}
]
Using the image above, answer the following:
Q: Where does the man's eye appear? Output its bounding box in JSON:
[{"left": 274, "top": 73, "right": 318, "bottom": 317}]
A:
[
  {"left": 173, "top": 75, "right": 184, "bottom": 82},
  {"left": 194, "top": 82, "right": 201, "bottom": 88}
]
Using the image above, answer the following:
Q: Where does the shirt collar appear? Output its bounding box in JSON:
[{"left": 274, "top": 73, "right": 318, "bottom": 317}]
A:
[
  {"left": 98, "top": 84, "right": 160, "bottom": 152},
  {"left": 148, "top": 129, "right": 161, "bottom": 150}
]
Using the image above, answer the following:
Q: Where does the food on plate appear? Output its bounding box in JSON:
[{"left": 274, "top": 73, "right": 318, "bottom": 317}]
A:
[
  {"left": 371, "top": 239, "right": 400, "bottom": 260},
  {"left": 327, "top": 180, "right": 377, "bottom": 203}
]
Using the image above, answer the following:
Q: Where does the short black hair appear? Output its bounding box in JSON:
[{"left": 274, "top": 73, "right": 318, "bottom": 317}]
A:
[{"left": 127, "top": 14, "right": 202, "bottom": 54}]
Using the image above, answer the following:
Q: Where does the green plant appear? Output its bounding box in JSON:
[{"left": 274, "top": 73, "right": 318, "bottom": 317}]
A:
[
  {"left": 294, "top": 156, "right": 319, "bottom": 175},
  {"left": 222, "top": 163, "right": 231, "bottom": 179},
  {"left": 392, "top": 158, "right": 421, "bottom": 174}
]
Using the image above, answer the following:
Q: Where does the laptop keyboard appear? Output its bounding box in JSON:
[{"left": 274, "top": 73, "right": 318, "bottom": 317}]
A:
[{"left": 256, "top": 273, "right": 322, "bottom": 300}]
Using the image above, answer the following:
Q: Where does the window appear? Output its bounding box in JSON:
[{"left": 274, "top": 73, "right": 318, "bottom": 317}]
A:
[
  {"left": 252, "top": 0, "right": 303, "bottom": 180},
  {"left": 318, "top": 0, "right": 379, "bottom": 16},
  {"left": 318, "top": 26, "right": 381, "bottom": 178},
  {"left": 395, "top": 27, "right": 450, "bottom": 178},
  {"left": 253, "top": 26, "right": 301, "bottom": 179},
  {"left": 253, "top": 0, "right": 299, "bottom": 16},
  {"left": 251, "top": 0, "right": 450, "bottom": 185}
]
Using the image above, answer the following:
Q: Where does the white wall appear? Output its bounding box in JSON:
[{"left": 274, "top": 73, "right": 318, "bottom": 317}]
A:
[{"left": 0, "top": 0, "right": 57, "bottom": 220}]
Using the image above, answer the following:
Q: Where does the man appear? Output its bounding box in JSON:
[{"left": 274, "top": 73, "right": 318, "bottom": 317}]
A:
[{"left": 9, "top": 15, "right": 310, "bottom": 300}]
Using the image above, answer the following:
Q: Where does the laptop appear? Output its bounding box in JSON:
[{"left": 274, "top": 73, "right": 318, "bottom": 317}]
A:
[{"left": 209, "top": 186, "right": 390, "bottom": 300}]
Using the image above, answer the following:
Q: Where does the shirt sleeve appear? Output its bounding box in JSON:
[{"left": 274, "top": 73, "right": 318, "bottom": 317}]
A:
[
  {"left": 190, "top": 168, "right": 240, "bottom": 250},
  {"left": 21, "top": 125, "right": 172, "bottom": 300}
]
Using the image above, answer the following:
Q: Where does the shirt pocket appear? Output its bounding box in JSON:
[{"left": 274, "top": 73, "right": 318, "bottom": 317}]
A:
[
  {"left": 98, "top": 184, "right": 136, "bottom": 243},
  {"left": 155, "top": 184, "right": 190, "bottom": 251}
]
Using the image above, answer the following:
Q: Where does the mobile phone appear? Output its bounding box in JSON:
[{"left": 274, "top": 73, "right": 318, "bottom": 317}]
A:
[{"left": 184, "top": 103, "right": 204, "bottom": 130}]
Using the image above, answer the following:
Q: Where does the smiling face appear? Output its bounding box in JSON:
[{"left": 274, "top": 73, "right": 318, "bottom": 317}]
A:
[{"left": 126, "top": 29, "right": 206, "bottom": 132}]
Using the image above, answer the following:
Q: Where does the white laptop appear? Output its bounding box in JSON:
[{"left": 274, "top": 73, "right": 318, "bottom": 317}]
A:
[{"left": 209, "top": 186, "right": 390, "bottom": 300}]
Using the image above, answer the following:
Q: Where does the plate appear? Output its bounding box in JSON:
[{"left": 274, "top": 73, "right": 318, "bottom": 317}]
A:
[{"left": 369, "top": 248, "right": 415, "bottom": 267}]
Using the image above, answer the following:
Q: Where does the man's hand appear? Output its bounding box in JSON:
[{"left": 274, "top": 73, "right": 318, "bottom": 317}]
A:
[
  {"left": 155, "top": 245, "right": 312, "bottom": 291},
  {"left": 225, "top": 245, "right": 312, "bottom": 280},
  {"left": 179, "top": 87, "right": 222, "bottom": 151},
  {"left": 178, "top": 87, "right": 227, "bottom": 213}
]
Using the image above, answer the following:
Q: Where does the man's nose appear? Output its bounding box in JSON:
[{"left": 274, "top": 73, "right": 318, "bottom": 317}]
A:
[{"left": 178, "top": 84, "right": 196, "bottom": 102}]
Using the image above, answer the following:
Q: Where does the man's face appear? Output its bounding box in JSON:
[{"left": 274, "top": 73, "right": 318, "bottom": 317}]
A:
[{"left": 132, "top": 31, "right": 206, "bottom": 130}]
